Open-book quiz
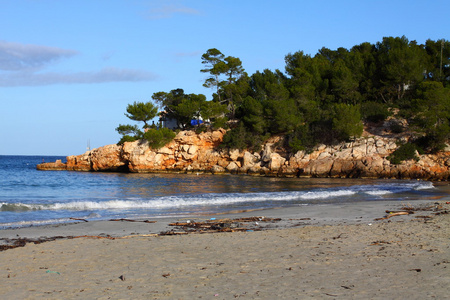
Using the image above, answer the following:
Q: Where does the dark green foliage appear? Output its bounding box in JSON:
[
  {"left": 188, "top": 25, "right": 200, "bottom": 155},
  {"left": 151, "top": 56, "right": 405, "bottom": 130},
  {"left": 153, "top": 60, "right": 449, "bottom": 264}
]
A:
[
  {"left": 409, "top": 81, "right": 450, "bottom": 152},
  {"left": 287, "top": 125, "right": 315, "bottom": 153},
  {"left": 143, "top": 128, "right": 176, "bottom": 149},
  {"left": 389, "top": 121, "right": 404, "bottom": 134},
  {"left": 414, "top": 134, "right": 448, "bottom": 153},
  {"left": 117, "top": 135, "right": 139, "bottom": 145},
  {"left": 221, "top": 122, "right": 247, "bottom": 150},
  {"left": 116, "top": 124, "right": 142, "bottom": 137},
  {"left": 124, "top": 101, "right": 158, "bottom": 128},
  {"left": 115, "top": 124, "right": 142, "bottom": 145},
  {"left": 117, "top": 101, "right": 159, "bottom": 144},
  {"left": 211, "top": 116, "right": 228, "bottom": 130},
  {"left": 152, "top": 89, "right": 226, "bottom": 130},
  {"left": 120, "top": 38, "right": 449, "bottom": 155},
  {"left": 200, "top": 48, "right": 245, "bottom": 117},
  {"left": 361, "top": 101, "right": 391, "bottom": 123},
  {"left": 332, "top": 103, "right": 364, "bottom": 141},
  {"left": 240, "top": 96, "right": 267, "bottom": 134},
  {"left": 221, "top": 122, "right": 268, "bottom": 151},
  {"left": 388, "top": 142, "right": 420, "bottom": 164},
  {"left": 375, "top": 36, "right": 427, "bottom": 102}
]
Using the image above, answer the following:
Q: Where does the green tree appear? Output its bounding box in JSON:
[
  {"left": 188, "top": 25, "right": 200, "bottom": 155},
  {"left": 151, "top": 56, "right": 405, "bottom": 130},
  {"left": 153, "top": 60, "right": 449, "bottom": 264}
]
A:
[
  {"left": 143, "top": 127, "right": 176, "bottom": 149},
  {"left": 240, "top": 96, "right": 267, "bottom": 134},
  {"left": 221, "top": 56, "right": 246, "bottom": 118},
  {"left": 248, "top": 69, "right": 301, "bottom": 134},
  {"left": 330, "top": 58, "right": 361, "bottom": 104},
  {"left": 173, "top": 93, "right": 207, "bottom": 128},
  {"left": 200, "top": 100, "right": 228, "bottom": 124},
  {"left": 201, "top": 48, "right": 246, "bottom": 118},
  {"left": 349, "top": 42, "right": 377, "bottom": 100},
  {"left": 201, "top": 48, "right": 226, "bottom": 101},
  {"left": 116, "top": 101, "right": 160, "bottom": 145},
  {"left": 115, "top": 124, "right": 142, "bottom": 144},
  {"left": 152, "top": 89, "right": 185, "bottom": 119},
  {"left": 424, "top": 39, "right": 450, "bottom": 85},
  {"left": 332, "top": 103, "right": 364, "bottom": 141},
  {"left": 375, "top": 36, "right": 427, "bottom": 103},
  {"left": 124, "top": 101, "right": 158, "bottom": 128},
  {"left": 411, "top": 81, "right": 450, "bottom": 151},
  {"left": 284, "top": 51, "right": 317, "bottom": 101}
]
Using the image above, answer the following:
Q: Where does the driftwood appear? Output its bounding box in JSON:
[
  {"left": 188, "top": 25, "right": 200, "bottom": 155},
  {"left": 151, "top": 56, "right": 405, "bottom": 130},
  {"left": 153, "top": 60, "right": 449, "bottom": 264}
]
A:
[
  {"left": 109, "top": 218, "right": 156, "bottom": 223},
  {"left": 70, "top": 217, "right": 89, "bottom": 222},
  {"left": 167, "top": 216, "right": 281, "bottom": 234},
  {"left": 375, "top": 211, "right": 412, "bottom": 221},
  {"left": 375, "top": 202, "right": 449, "bottom": 221},
  {"left": 72, "top": 235, "right": 115, "bottom": 240}
]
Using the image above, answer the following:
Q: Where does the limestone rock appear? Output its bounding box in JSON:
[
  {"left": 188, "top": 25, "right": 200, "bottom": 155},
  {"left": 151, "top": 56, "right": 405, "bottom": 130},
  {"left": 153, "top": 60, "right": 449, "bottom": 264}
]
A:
[
  {"left": 268, "top": 153, "right": 286, "bottom": 171},
  {"left": 90, "top": 144, "right": 125, "bottom": 171},
  {"left": 37, "top": 159, "right": 67, "bottom": 171},
  {"left": 211, "top": 165, "right": 225, "bottom": 174},
  {"left": 37, "top": 128, "right": 450, "bottom": 180}
]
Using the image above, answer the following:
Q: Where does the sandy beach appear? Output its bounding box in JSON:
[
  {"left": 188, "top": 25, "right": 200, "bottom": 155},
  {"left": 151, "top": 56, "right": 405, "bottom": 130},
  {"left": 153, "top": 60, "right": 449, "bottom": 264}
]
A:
[{"left": 1, "top": 200, "right": 449, "bottom": 299}]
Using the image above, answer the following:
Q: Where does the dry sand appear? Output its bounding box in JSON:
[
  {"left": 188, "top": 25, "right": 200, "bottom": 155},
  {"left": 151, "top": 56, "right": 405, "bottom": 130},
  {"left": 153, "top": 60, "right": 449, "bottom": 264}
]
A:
[{"left": 1, "top": 200, "right": 449, "bottom": 299}]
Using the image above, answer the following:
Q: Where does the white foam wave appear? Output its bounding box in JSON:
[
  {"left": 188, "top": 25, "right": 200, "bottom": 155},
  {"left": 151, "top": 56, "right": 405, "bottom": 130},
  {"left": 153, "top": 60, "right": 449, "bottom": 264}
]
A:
[
  {"left": 365, "top": 190, "right": 392, "bottom": 196},
  {"left": 0, "top": 180, "right": 435, "bottom": 213},
  {"left": 1, "top": 189, "right": 358, "bottom": 212},
  {"left": 0, "top": 217, "right": 76, "bottom": 229},
  {"left": 412, "top": 181, "right": 434, "bottom": 190},
  {"left": 299, "top": 190, "right": 355, "bottom": 199}
]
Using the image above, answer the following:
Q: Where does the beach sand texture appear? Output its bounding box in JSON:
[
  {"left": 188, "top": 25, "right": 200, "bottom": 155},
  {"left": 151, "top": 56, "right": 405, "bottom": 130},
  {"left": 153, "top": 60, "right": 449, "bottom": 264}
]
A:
[{"left": 1, "top": 203, "right": 449, "bottom": 299}]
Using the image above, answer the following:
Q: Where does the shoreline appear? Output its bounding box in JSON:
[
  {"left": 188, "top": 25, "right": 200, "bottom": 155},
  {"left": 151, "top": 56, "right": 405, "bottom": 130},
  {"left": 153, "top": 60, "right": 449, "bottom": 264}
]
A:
[
  {"left": 0, "top": 199, "right": 448, "bottom": 299},
  {"left": 1, "top": 198, "right": 447, "bottom": 242}
]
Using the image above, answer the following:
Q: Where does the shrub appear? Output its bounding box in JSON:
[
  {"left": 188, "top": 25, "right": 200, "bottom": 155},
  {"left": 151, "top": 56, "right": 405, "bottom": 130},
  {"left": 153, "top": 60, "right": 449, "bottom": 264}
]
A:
[
  {"left": 143, "top": 128, "right": 176, "bottom": 149},
  {"left": 388, "top": 142, "right": 420, "bottom": 164},
  {"left": 221, "top": 122, "right": 268, "bottom": 151},
  {"left": 195, "top": 125, "right": 208, "bottom": 134},
  {"left": 361, "top": 101, "right": 391, "bottom": 123},
  {"left": 117, "top": 135, "right": 139, "bottom": 145},
  {"left": 287, "top": 125, "right": 315, "bottom": 153},
  {"left": 332, "top": 103, "right": 364, "bottom": 141},
  {"left": 389, "top": 121, "right": 404, "bottom": 134},
  {"left": 211, "top": 116, "right": 228, "bottom": 130}
]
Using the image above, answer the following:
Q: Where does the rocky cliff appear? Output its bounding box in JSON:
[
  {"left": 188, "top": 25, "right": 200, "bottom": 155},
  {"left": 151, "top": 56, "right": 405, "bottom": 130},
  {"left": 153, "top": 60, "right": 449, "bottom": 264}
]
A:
[{"left": 37, "top": 129, "right": 450, "bottom": 180}]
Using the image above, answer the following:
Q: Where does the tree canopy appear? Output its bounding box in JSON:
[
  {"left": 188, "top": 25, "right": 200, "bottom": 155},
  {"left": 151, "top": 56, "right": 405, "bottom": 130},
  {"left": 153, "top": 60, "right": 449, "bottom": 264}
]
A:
[
  {"left": 115, "top": 101, "right": 158, "bottom": 145},
  {"left": 117, "top": 36, "right": 450, "bottom": 154}
]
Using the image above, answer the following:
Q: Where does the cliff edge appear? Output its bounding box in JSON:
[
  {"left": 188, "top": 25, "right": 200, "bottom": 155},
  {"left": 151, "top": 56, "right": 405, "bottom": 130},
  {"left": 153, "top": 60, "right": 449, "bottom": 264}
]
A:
[{"left": 37, "top": 129, "right": 450, "bottom": 180}]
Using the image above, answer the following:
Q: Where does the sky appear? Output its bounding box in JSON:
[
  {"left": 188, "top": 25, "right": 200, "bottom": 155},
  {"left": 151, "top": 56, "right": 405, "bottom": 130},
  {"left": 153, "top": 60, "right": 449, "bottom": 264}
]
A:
[{"left": 1, "top": 0, "right": 449, "bottom": 156}]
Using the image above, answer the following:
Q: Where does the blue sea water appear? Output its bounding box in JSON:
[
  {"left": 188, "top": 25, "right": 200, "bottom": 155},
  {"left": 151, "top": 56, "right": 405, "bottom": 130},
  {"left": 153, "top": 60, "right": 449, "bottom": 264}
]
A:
[{"left": 0, "top": 155, "right": 447, "bottom": 229}]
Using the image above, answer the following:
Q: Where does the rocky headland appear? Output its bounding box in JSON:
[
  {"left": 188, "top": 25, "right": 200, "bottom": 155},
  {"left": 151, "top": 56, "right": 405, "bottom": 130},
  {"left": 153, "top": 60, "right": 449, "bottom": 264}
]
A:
[{"left": 37, "top": 128, "right": 450, "bottom": 180}]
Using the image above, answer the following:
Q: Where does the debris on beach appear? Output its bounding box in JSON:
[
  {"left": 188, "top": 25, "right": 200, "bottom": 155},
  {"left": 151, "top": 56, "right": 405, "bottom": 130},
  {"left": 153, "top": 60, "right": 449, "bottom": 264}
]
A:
[
  {"left": 109, "top": 218, "right": 157, "bottom": 223},
  {"left": 160, "top": 216, "right": 281, "bottom": 235},
  {"left": 0, "top": 236, "right": 65, "bottom": 252},
  {"left": 374, "top": 202, "right": 449, "bottom": 221},
  {"left": 69, "top": 217, "right": 89, "bottom": 222}
]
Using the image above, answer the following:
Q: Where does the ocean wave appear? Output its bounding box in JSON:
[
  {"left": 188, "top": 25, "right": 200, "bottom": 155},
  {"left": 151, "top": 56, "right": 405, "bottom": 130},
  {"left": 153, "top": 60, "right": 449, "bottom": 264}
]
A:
[
  {"left": 0, "top": 217, "right": 81, "bottom": 229},
  {"left": 0, "top": 180, "right": 435, "bottom": 212}
]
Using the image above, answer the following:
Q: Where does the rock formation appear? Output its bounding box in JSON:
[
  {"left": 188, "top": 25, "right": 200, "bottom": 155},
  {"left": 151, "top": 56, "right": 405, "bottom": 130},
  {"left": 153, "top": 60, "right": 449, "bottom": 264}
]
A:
[{"left": 37, "top": 129, "right": 450, "bottom": 180}]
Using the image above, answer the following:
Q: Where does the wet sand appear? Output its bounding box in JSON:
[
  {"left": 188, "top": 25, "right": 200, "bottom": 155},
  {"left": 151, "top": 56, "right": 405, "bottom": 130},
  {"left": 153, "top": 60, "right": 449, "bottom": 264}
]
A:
[{"left": 1, "top": 200, "right": 449, "bottom": 299}]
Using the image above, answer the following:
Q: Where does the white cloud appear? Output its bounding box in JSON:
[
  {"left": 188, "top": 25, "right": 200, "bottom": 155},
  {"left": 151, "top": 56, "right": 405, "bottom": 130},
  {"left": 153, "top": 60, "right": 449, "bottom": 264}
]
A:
[
  {"left": 0, "top": 67, "right": 158, "bottom": 87},
  {"left": 0, "top": 40, "right": 77, "bottom": 71},
  {"left": 0, "top": 41, "right": 158, "bottom": 87}
]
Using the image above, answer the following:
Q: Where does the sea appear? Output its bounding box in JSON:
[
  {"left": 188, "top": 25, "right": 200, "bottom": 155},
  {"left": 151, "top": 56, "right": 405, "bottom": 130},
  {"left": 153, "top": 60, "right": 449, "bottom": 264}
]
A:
[{"left": 1, "top": 155, "right": 448, "bottom": 229}]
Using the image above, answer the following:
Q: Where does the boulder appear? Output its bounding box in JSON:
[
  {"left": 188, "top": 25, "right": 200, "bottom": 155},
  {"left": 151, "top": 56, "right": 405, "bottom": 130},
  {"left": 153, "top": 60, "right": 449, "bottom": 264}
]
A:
[
  {"left": 268, "top": 153, "right": 286, "bottom": 171},
  {"left": 36, "top": 128, "right": 450, "bottom": 180},
  {"left": 90, "top": 144, "right": 125, "bottom": 171},
  {"left": 37, "top": 159, "right": 67, "bottom": 171}
]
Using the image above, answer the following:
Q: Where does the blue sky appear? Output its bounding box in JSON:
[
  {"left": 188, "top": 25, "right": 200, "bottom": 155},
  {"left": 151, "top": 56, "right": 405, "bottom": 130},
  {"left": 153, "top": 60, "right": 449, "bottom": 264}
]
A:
[{"left": 1, "top": 0, "right": 449, "bottom": 156}]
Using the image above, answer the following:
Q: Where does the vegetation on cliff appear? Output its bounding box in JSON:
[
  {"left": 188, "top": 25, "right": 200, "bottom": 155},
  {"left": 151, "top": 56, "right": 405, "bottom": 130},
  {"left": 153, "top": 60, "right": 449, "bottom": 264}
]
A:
[{"left": 117, "top": 36, "right": 449, "bottom": 159}]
